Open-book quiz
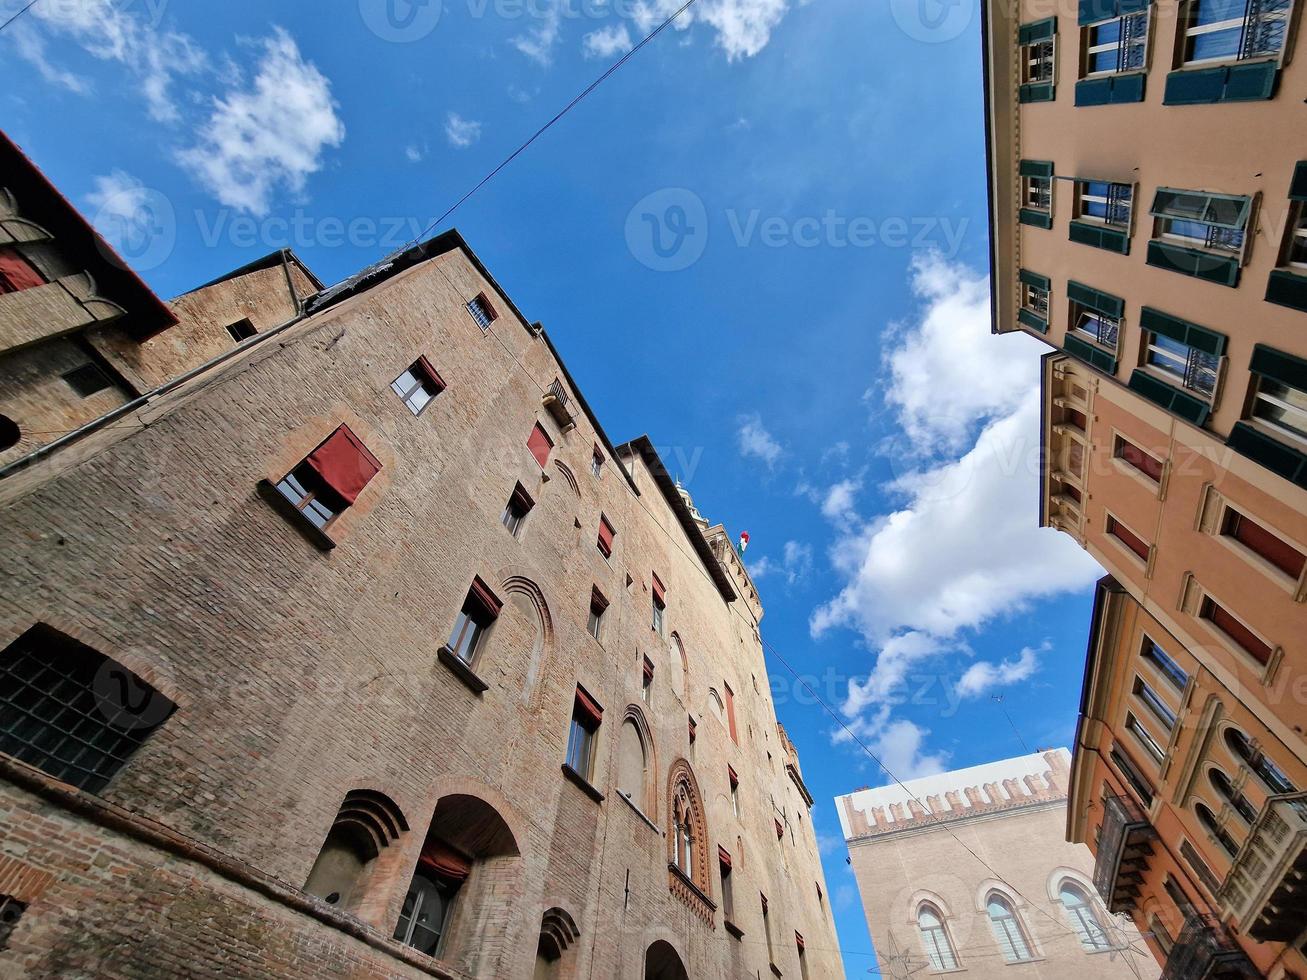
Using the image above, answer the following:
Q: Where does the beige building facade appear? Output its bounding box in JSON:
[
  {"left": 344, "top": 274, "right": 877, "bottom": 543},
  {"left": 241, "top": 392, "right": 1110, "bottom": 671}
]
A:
[
  {"left": 836, "top": 750, "right": 1159, "bottom": 980},
  {"left": 0, "top": 131, "right": 842, "bottom": 979}
]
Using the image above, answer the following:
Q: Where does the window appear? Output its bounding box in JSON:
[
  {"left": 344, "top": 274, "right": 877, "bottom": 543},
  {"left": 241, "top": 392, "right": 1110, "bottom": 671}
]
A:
[
  {"left": 986, "top": 894, "right": 1034, "bottom": 962},
  {"left": 722, "top": 682, "right": 738, "bottom": 744},
  {"left": 1022, "top": 280, "right": 1050, "bottom": 320},
  {"left": 466, "top": 292, "right": 497, "bottom": 330},
  {"left": 651, "top": 573, "right": 666, "bottom": 635},
  {"left": 642, "top": 656, "right": 654, "bottom": 703},
  {"left": 1025, "top": 174, "right": 1053, "bottom": 212},
  {"left": 0, "top": 624, "right": 175, "bottom": 794},
  {"left": 1221, "top": 509, "right": 1306, "bottom": 579},
  {"left": 446, "top": 578, "right": 502, "bottom": 665},
  {"left": 1020, "top": 162, "right": 1055, "bottom": 227},
  {"left": 917, "top": 904, "right": 959, "bottom": 970},
  {"left": 1180, "top": 0, "right": 1291, "bottom": 66},
  {"left": 688, "top": 714, "right": 696, "bottom": 744},
  {"left": 1107, "top": 514, "right": 1151, "bottom": 562},
  {"left": 527, "top": 423, "right": 554, "bottom": 469},
  {"left": 1021, "top": 27, "right": 1056, "bottom": 84},
  {"left": 1200, "top": 595, "right": 1273, "bottom": 664},
  {"left": 1180, "top": 838, "right": 1223, "bottom": 894},
  {"left": 1075, "top": 180, "right": 1133, "bottom": 228},
  {"left": 1144, "top": 331, "right": 1220, "bottom": 400},
  {"left": 728, "top": 766, "right": 740, "bottom": 817},
  {"left": 797, "top": 933, "right": 809, "bottom": 980},
  {"left": 1208, "top": 769, "right": 1258, "bottom": 823},
  {"left": 617, "top": 716, "right": 649, "bottom": 811},
  {"left": 1126, "top": 712, "right": 1167, "bottom": 764},
  {"left": 1059, "top": 883, "right": 1111, "bottom": 950},
  {"left": 1225, "top": 728, "right": 1297, "bottom": 794},
  {"left": 0, "top": 415, "right": 18, "bottom": 452},
  {"left": 1195, "top": 801, "right": 1240, "bottom": 857},
  {"left": 1151, "top": 188, "right": 1251, "bottom": 257},
  {"left": 669, "top": 764, "right": 706, "bottom": 889},
  {"left": 719, "top": 848, "right": 735, "bottom": 924},
  {"left": 565, "top": 686, "right": 603, "bottom": 781},
  {"left": 393, "top": 859, "right": 463, "bottom": 956},
  {"left": 225, "top": 318, "right": 256, "bottom": 343},
  {"left": 1142, "top": 636, "right": 1188, "bottom": 691},
  {"left": 587, "top": 587, "right": 608, "bottom": 642},
  {"left": 1148, "top": 914, "right": 1175, "bottom": 956},
  {"left": 591, "top": 446, "right": 604, "bottom": 478},
  {"left": 1284, "top": 197, "right": 1307, "bottom": 271},
  {"left": 1111, "top": 744, "right": 1155, "bottom": 804},
  {"left": 61, "top": 363, "right": 113, "bottom": 398},
  {"left": 501, "top": 483, "right": 533, "bottom": 537},
  {"left": 274, "top": 425, "right": 381, "bottom": 531},
  {"left": 1085, "top": 8, "right": 1149, "bottom": 74},
  {"left": 761, "top": 894, "right": 776, "bottom": 966},
  {"left": 391, "top": 358, "right": 445, "bottom": 416},
  {"left": 597, "top": 515, "right": 616, "bottom": 559},
  {"left": 1249, "top": 373, "right": 1307, "bottom": 448},
  {"left": 1071, "top": 302, "right": 1120, "bottom": 352},
  {"left": 708, "top": 689, "right": 725, "bottom": 725},
  {"left": 1114, "top": 435, "right": 1164, "bottom": 482},
  {"left": 1134, "top": 676, "right": 1177, "bottom": 732},
  {"left": 0, "top": 247, "right": 44, "bottom": 293}
]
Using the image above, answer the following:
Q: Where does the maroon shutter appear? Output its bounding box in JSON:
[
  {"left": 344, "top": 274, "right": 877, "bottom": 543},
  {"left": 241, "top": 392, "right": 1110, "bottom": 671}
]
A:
[
  {"left": 416, "top": 356, "right": 446, "bottom": 392},
  {"left": 718, "top": 845, "right": 732, "bottom": 868},
  {"left": 651, "top": 572, "right": 666, "bottom": 605},
  {"left": 775, "top": 818, "right": 784, "bottom": 839},
  {"left": 795, "top": 932, "right": 806, "bottom": 951},
  {"left": 598, "top": 516, "right": 615, "bottom": 554},
  {"left": 688, "top": 715, "right": 697, "bottom": 741},
  {"left": 0, "top": 247, "right": 45, "bottom": 293},
  {"left": 306, "top": 425, "right": 381, "bottom": 504},
  {"left": 591, "top": 586, "right": 609, "bottom": 613},
  {"left": 469, "top": 576, "right": 503, "bottom": 617},
  {"left": 527, "top": 423, "right": 553, "bottom": 468},
  {"left": 1109, "top": 518, "right": 1150, "bottom": 561},
  {"left": 575, "top": 685, "right": 604, "bottom": 726},
  {"left": 728, "top": 765, "right": 739, "bottom": 788},
  {"left": 724, "top": 683, "right": 738, "bottom": 743},
  {"left": 1229, "top": 513, "right": 1306, "bottom": 579},
  {"left": 1120, "top": 439, "right": 1163, "bottom": 481},
  {"left": 1207, "top": 602, "right": 1272, "bottom": 665}
]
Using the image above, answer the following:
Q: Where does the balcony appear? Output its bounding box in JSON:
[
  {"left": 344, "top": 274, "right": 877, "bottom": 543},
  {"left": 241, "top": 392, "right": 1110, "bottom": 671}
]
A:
[
  {"left": 1092, "top": 793, "right": 1156, "bottom": 913},
  {"left": 542, "top": 378, "right": 576, "bottom": 432},
  {"left": 1161, "top": 914, "right": 1258, "bottom": 980},
  {"left": 1218, "top": 792, "right": 1307, "bottom": 942}
]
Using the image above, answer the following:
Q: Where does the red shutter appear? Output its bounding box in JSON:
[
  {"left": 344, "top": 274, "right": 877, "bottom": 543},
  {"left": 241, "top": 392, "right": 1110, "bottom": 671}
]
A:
[
  {"left": 651, "top": 572, "right": 666, "bottom": 605},
  {"left": 416, "top": 356, "right": 446, "bottom": 392},
  {"left": 598, "top": 516, "right": 615, "bottom": 554},
  {"left": 688, "top": 715, "right": 697, "bottom": 741},
  {"left": 718, "top": 845, "right": 732, "bottom": 868},
  {"left": 1229, "top": 513, "right": 1306, "bottom": 579},
  {"left": 469, "top": 576, "right": 503, "bottom": 617},
  {"left": 1206, "top": 602, "right": 1272, "bottom": 665},
  {"left": 1120, "top": 439, "right": 1163, "bottom": 481},
  {"left": 476, "top": 292, "right": 498, "bottom": 322},
  {"left": 574, "top": 685, "right": 604, "bottom": 725},
  {"left": 306, "top": 425, "right": 381, "bottom": 504},
  {"left": 419, "top": 840, "right": 473, "bottom": 881},
  {"left": 0, "top": 247, "right": 45, "bottom": 293},
  {"left": 642, "top": 656, "right": 655, "bottom": 683},
  {"left": 1108, "top": 517, "right": 1150, "bottom": 562},
  {"left": 724, "top": 683, "right": 738, "bottom": 743},
  {"left": 727, "top": 765, "right": 739, "bottom": 788},
  {"left": 775, "top": 818, "right": 784, "bottom": 839},
  {"left": 795, "top": 932, "right": 806, "bottom": 951},
  {"left": 527, "top": 423, "right": 553, "bottom": 468}
]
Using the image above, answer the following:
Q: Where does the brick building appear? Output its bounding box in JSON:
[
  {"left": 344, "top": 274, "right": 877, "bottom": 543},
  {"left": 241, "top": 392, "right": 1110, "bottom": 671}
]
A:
[
  {"left": 836, "top": 749, "right": 1158, "bottom": 979},
  {"left": 0, "top": 131, "right": 842, "bottom": 979},
  {"left": 982, "top": 0, "right": 1307, "bottom": 974}
]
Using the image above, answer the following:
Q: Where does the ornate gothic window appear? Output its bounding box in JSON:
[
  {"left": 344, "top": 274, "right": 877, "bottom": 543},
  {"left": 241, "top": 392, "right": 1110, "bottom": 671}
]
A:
[
  {"left": 666, "top": 759, "right": 714, "bottom": 925},
  {"left": 1058, "top": 881, "right": 1111, "bottom": 950},
  {"left": 986, "top": 893, "right": 1034, "bottom": 962},
  {"left": 916, "top": 903, "right": 958, "bottom": 970}
]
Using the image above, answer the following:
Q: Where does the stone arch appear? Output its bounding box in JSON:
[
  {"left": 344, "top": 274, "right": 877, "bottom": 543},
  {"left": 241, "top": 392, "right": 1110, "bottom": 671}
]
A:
[
  {"left": 617, "top": 704, "right": 658, "bottom": 816},
  {"left": 667, "top": 759, "right": 710, "bottom": 896},
  {"left": 494, "top": 570, "right": 555, "bottom": 708}
]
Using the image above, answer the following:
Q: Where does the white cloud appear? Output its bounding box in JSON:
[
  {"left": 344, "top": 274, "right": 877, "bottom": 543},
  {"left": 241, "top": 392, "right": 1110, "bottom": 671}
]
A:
[
  {"left": 444, "top": 113, "right": 482, "bottom": 149},
  {"left": 18, "top": 0, "right": 206, "bottom": 121},
  {"left": 178, "top": 29, "right": 344, "bottom": 216},
  {"left": 631, "top": 0, "right": 790, "bottom": 60},
  {"left": 85, "top": 169, "right": 150, "bottom": 230},
  {"left": 511, "top": 3, "right": 563, "bottom": 65},
  {"left": 748, "top": 539, "right": 812, "bottom": 587},
  {"left": 405, "top": 144, "right": 425, "bottom": 163},
  {"left": 956, "top": 644, "right": 1044, "bottom": 700},
  {"left": 832, "top": 705, "right": 950, "bottom": 782},
  {"left": 737, "top": 413, "right": 782, "bottom": 467},
  {"left": 582, "top": 23, "right": 633, "bottom": 58},
  {"left": 821, "top": 477, "right": 862, "bottom": 526},
  {"left": 839, "top": 632, "right": 943, "bottom": 718}
]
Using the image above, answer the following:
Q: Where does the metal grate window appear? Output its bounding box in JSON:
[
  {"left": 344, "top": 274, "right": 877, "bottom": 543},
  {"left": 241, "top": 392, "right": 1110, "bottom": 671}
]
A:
[
  {"left": 466, "top": 295, "right": 494, "bottom": 330},
  {"left": 0, "top": 626, "right": 174, "bottom": 795}
]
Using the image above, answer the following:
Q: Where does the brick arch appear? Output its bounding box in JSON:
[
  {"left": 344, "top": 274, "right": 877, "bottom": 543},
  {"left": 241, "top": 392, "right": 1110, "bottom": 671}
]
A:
[
  {"left": 494, "top": 568, "right": 556, "bottom": 709},
  {"left": 619, "top": 703, "right": 659, "bottom": 815},
  {"left": 667, "top": 758, "right": 711, "bottom": 903},
  {"left": 553, "top": 459, "right": 580, "bottom": 498}
]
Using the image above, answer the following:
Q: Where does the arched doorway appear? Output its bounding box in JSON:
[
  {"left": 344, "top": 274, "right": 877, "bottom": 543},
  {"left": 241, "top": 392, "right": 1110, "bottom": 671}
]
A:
[{"left": 644, "top": 940, "right": 689, "bottom": 980}]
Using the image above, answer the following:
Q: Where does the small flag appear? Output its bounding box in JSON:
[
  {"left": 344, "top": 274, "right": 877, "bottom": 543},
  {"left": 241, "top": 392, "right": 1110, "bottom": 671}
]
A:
[{"left": 738, "top": 531, "right": 750, "bottom": 554}]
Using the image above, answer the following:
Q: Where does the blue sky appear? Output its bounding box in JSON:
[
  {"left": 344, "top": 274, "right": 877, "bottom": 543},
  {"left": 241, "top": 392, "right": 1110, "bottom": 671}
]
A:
[{"left": 2, "top": 0, "right": 1107, "bottom": 971}]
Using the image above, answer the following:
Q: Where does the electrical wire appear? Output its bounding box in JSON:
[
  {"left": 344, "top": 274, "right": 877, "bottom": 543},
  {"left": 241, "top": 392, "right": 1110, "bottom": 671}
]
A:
[{"left": 0, "top": 0, "right": 42, "bottom": 34}]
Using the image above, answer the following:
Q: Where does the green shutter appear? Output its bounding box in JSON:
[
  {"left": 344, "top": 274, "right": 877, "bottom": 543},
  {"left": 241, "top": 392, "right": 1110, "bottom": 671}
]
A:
[
  {"left": 1146, "top": 240, "right": 1240, "bottom": 287},
  {"left": 1139, "top": 307, "right": 1227, "bottom": 357},
  {"left": 1020, "top": 209, "right": 1054, "bottom": 229},
  {"left": 1266, "top": 270, "right": 1307, "bottom": 313},
  {"left": 1019, "top": 269, "right": 1051, "bottom": 290},
  {"left": 1070, "top": 220, "right": 1130, "bottom": 254},
  {"left": 1249, "top": 344, "right": 1307, "bottom": 391},
  {"left": 1079, "top": 0, "right": 1116, "bottom": 24},
  {"left": 1116, "top": 0, "right": 1150, "bottom": 13},
  {"left": 1111, "top": 72, "right": 1146, "bottom": 103},
  {"left": 1020, "top": 83, "right": 1057, "bottom": 103},
  {"left": 1018, "top": 17, "right": 1057, "bottom": 42},
  {"left": 1019, "top": 160, "right": 1054, "bottom": 178},
  {"left": 1077, "top": 74, "right": 1146, "bottom": 106},
  {"left": 1127, "top": 369, "right": 1212, "bottom": 426},
  {"left": 1064, "top": 334, "right": 1119, "bottom": 375},
  {"left": 1224, "top": 60, "right": 1278, "bottom": 101},
  {"left": 1288, "top": 161, "right": 1307, "bottom": 202},
  {"left": 1228, "top": 422, "right": 1307, "bottom": 489},
  {"left": 1076, "top": 78, "right": 1114, "bottom": 106},
  {"left": 1164, "top": 67, "right": 1228, "bottom": 105},
  {"left": 1018, "top": 308, "right": 1050, "bottom": 333},
  {"left": 1067, "top": 280, "right": 1125, "bottom": 318}
]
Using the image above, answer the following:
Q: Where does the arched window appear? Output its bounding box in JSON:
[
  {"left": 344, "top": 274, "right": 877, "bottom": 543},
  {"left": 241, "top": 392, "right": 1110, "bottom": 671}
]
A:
[
  {"left": 671, "top": 632, "right": 688, "bottom": 675},
  {"left": 986, "top": 894, "right": 1033, "bottom": 962},
  {"left": 1195, "top": 801, "right": 1240, "bottom": 858},
  {"left": 916, "top": 904, "right": 958, "bottom": 970},
  {"left": 304, "top": 789, "right": 407, "bottom": 910},
  {"left": 707, "top": 689, "right": 725, "bottom": 724},
  {"left": 666, "top": 760, "right": 711, "bottom": 922},
  {"left": 617, "top": 711, "right": 654, "bottom": 814},
  {"left": 1208, "top": 768, "right": 1258, "bottom": 824},
  {"left": 1058, "top": 882, "right": 1110, "bottom": 950},
  {"left": 1224, "top": 728, "right": 1296, "bottom": 796}
]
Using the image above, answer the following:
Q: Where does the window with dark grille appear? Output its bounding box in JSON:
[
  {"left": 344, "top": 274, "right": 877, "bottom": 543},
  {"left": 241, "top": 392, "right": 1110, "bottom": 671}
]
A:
[
  {"left": 466, "top": 293, "right": 496, "bottom": 330},
  {"left": 0, "top": 895, "right": 26, "bottom": 951},
  {"left": 62, "top": 363, "right": 113, "bottom": 398},
  {"left": 0, "top": 625, "right": 174, "bottom": 794},
  {"left": 225, "top": 318, "right": 257, "bottom": 343}
]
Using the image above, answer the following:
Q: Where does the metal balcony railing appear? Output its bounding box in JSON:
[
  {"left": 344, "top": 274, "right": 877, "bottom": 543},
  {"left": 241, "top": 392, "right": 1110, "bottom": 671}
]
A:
[
  {"left": 1161, "top": 914, "right": 1258, "bottom": 980},
  {"left": 1219, "top": 792, "right": 1307, "bottom": 942},
  {"left": 542, "top": 378, "right": 575, "bottom": 431},
  {"left": 1239, "top": 0, "right": 1290, "bottom": 61},
  {"left": 1093, "top": 793, "right": 1156, "bottom": 914}
]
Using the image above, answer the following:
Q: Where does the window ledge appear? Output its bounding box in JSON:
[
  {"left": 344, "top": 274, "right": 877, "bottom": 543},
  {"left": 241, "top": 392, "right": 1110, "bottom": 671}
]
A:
[
  {"left": 724, "top": 919, "right": 745, "bottom": 940},
  {"left": 256, "top": 480, "right": 336, "bottom": 551},
  {"left": 436, "top": 644, "right": 489, "bottom": 695},
  {"left": 561, "top": 763, "right": 605, "bottom": 804},
  {"left": 616, "top": 789, "right": 660, "bottom": 832}
]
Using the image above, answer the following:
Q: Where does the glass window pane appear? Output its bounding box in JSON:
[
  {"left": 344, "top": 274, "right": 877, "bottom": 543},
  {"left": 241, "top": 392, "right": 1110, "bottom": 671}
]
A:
[
  {"left": 1191, "top": 27, "right": 1242, "bottom": 60},
  {"left": 1195, "top": 0, "right": 1247, "bottom": 26}
]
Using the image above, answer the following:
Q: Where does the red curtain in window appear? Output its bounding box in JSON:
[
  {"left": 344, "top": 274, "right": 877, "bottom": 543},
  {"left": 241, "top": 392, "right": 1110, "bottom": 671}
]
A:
[
  {"left": 1229, "top": 513, "right": 1306, "bottom": 579},
  {"left": 306, "top": 425, "right": 381, "bottom": 504},
  {"left": 718, "top": 845, "right": 732, "bottom": 868},
  {"left": 418, "top": 839, "right": 473, "bottom": 881},
  {"left": 527, "top": 423, "right": 553, "bottom": 468},
  {"left": 651, "top": 572, "right": 666, "bottom": 605},
  {"left": 1207, "top": 602, "right": 1272, "bottom": 665},
  {"left": 574, "top": 685, "right": 603, "bottom": 725},
  {"left": 598, "top": 516, "right": 615, "bottom": 553},
  {"left": 0, "top": 247, "right": 45, "bottom": 293},
  {"left": 416, "top": 356, "right": 446, "bottom": 392},
  {"left": 1120, "top": 440, "right": 1163, "bottom": 481}
]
